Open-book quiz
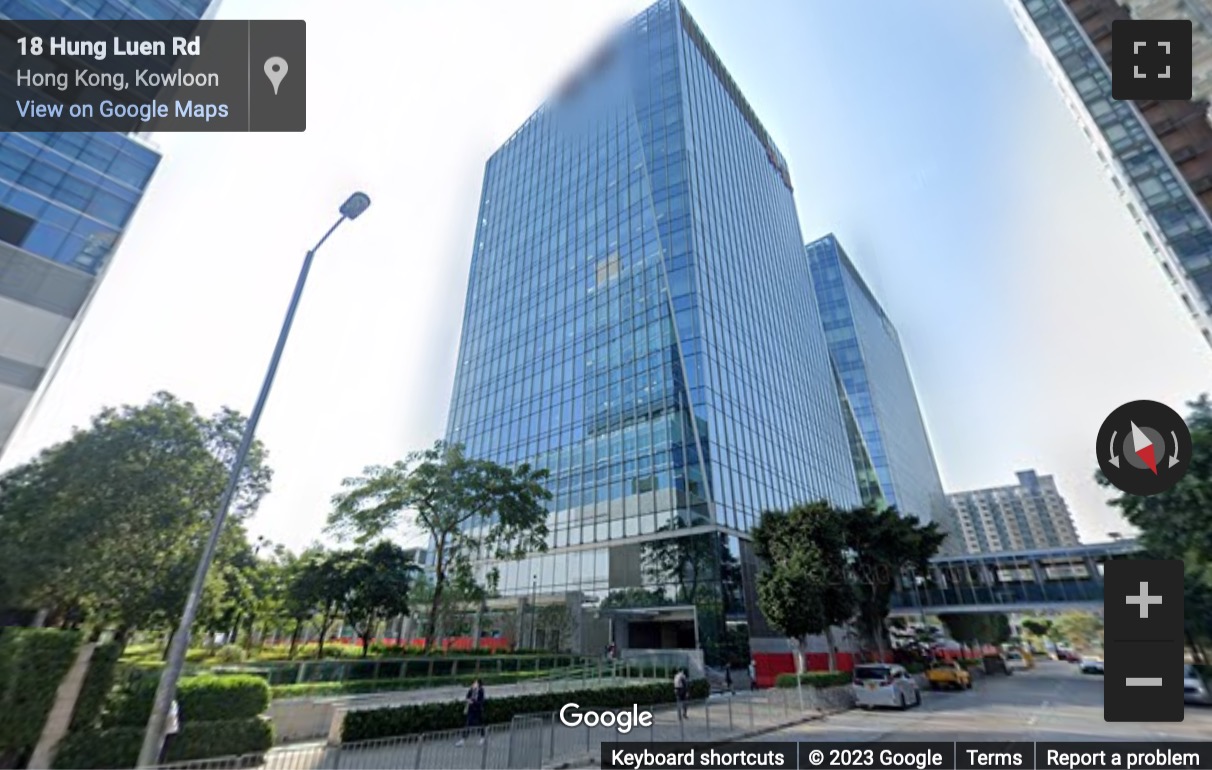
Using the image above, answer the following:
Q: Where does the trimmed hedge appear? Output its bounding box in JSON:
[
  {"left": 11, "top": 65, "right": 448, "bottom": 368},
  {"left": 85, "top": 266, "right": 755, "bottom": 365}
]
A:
[
  {"left": 52, "top": 727, "right": 142, "bottom": 769},
  {"left": 104, "top": 674, "right": 269, "bottom": 727},
  {"left": 53, "top": 718, "right": 272, "bottom": 769},
  {"left": 774, "top": 671, "right": 853, "bottom": 689},
  {"left": 271, "top": 668, "right": 551, "bottom": 699},
  {"left": 167, "top": 717, "right": 273, "bottom": 763},
  {"left": 70, "top": 642, "right": 122, "bottom": 732},
  {"left": 342, "top": 679, "right": 710, "bottom": 742},
  {"left": 0, "top": 629, "right": 81, "bottom": 758}
]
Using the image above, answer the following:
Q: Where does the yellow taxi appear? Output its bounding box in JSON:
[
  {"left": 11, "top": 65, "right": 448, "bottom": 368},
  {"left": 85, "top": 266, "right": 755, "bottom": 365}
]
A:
[{"left": 925, "top": 660, "right": 972, "bottom": 690}]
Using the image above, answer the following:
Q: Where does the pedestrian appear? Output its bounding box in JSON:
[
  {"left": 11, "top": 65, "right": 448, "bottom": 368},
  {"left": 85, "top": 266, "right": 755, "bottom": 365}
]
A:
[
  {"left": 673, "top": 668, "right": 689, "bottom": 718},
  {"left": 724, "top": 665, "right": 734, "bottom": 694},
  {"left": 158, "top": 699, "right": 180, "bottom": 764},
  {"left": 456, "top": 678, "right": 486, "bottom": 746},
  {"left": 748, "top": 659, "right": 758, "bottom": 690}
]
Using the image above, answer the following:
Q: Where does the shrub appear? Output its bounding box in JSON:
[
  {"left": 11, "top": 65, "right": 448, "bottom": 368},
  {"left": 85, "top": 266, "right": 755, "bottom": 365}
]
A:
[
  {"left": 342, "top": 680, "right": 708, "bottom": 742},
  {"left": 0, "top": 629, "right": 81, "bottom": 757},
  {"left": 215, "top": 644, "right": 248, "bottom": 664},
  {"left": 774, "top": 671, "right": 853, "bottom": 689},
  {"left": 105, "top": 674, "right": 269, "bottom": 727},
  {"left": 167, "top": 717, "right": 273, "bottom": 762},
  {"left": 52, "top": 727, "right": 143, "bottom": 769},
  {"left": 270, "top": 668, "right": 549, "bottom": 699},
  {"left": 70, "top": 642, "right": 122, "bottom": 732},
  {"left": 53, "top": 719, "right": 272, "bottom": 769}
]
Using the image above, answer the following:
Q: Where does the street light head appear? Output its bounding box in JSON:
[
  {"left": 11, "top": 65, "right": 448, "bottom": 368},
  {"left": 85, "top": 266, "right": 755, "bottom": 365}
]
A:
[{"left": 340, "top": 192, "right": 371, "bottom": 220}]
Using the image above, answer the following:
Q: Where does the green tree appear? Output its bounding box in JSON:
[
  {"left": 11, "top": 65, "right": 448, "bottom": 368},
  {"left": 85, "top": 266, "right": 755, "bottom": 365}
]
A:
[
  {"left": 939, "top": 613, "right": 1011, "bottom": 646},
  {"left": 752, "top": 502, "right": 854, "bottom": 672},
  {"left": 1098, "top": 395, "right": 1212, "bottom": 655},
  {"left": 1052, "top": 612, "right": 1104, "bottom": 651},
  {"left": 341, "top": 542, "right": 419, "bottom": 657},
  {"left": 1021, "top": 617, "right": 1054, "bottom": 642},
  {"left": 842, "top": 506, "right": 945, "bottom": 661},
  {"left": 0, "top": 392, "right": 271, "bottom": 644},
  {"left": 283, "top": 548, "right": 353, "bottom": 658},
  {"left": 278, "top": 546, "right": 317, "bottom": 658},
  {"left": 327, "top": 441, "right": 550, "bottom": 651}
]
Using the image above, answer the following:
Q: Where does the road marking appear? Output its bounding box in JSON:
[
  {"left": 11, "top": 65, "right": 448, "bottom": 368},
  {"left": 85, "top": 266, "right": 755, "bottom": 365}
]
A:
[{"left": 1026, "top": 701, "right": 1048, "bottom": 726}]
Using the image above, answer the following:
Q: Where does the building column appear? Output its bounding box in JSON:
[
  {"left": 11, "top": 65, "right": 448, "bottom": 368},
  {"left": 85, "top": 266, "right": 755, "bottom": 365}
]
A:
[{"left": 471, "top": 603, "right": 484, "bottom": 650}]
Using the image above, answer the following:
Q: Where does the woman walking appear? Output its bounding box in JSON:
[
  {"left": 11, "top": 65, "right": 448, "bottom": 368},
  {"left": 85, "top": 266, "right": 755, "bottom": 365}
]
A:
[{"left": 456, "top": 678, "right": 487, "bottom": 746}]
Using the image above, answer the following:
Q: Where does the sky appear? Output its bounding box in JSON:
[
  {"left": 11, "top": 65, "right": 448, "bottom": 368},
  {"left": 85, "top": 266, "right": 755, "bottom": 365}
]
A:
[{"left": 3, "top": 0, "right": 1210, "bottom": 552}]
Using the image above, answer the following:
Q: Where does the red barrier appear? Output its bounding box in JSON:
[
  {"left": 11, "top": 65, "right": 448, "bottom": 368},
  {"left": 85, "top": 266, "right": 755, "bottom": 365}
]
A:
[{"left": 752, "top": 650, "right": 861, "bottom": 684}]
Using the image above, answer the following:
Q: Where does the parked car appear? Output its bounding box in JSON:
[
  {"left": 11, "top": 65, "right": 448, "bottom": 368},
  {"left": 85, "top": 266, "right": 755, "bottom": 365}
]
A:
[
  {"left": 853, "top": 663, "right": 921, "bottom": 710},
  {"left": 1055, "top": 648, "right": 1078, "bottom": 662},
  {"left": 1079, "top": 656, "right": 1104, "bottom": 674},
  {"left": 926, "top": 660, "right": 972, "bottom": 690},
  {"left": 1184, "top": 664, "right": 1211, "bottom": 704}
]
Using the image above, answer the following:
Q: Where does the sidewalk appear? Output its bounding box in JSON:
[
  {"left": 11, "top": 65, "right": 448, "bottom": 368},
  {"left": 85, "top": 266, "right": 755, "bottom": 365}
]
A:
[
  {"left": 270, "top": 674, "right": 651, "bottom": 744},
  {"left": 159, "top": 687, "right": 854, "bottom": 770}
]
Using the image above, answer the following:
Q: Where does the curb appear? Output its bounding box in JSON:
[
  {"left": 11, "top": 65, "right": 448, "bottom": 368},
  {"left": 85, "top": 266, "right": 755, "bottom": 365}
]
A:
[{"left": 543, "top": 705, "right": 853, "bottom": 769}]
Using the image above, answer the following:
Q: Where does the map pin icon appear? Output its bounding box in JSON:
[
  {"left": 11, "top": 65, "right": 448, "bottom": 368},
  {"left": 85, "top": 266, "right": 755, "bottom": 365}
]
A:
[{"left": 264, "top": 57, "right": 288, "bottom": 95}]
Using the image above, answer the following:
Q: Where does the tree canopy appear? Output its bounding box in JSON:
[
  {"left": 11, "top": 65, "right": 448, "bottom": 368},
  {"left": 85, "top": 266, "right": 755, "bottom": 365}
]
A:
[
  {"left": 752, "top": 501, "right": 854, "bottom": 670},
  {"left": 327, "top": 440, "right": 551, "bottom": 650},
  {"left": 0, "top": 392, "right": 271, "bottom": 638},
  {"left": 841, "top": 505, "right": 946, "bottom": 660}
]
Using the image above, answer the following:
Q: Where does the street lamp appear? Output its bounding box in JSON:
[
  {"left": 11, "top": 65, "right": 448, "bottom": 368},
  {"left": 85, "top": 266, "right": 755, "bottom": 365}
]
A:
[{"left": 136, "top": 192, "right": 371, "bottom": 768}]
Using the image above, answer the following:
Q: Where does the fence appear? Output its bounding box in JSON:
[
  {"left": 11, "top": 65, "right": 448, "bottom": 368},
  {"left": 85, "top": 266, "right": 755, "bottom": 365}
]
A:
[
  {"left": 271, "top": 659, "right": 684, "bottom": 745},
  {"left": 150, "top": 686, "right": 854, "bottom": 770}
]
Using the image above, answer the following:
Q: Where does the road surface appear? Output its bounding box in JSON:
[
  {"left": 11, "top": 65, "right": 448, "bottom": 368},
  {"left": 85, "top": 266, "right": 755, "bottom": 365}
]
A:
[{"left": 756, "top": 660, "right": 1212, "bottom": 743}]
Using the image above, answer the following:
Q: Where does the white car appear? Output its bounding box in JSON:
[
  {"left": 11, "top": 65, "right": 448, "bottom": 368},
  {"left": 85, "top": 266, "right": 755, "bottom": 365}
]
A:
[
  {"left": 1184, "top": 664, "right": 1211, "bottom": 704},
  {"left": 1079, "top": 656, "right": 1104, "bottom": 674},
  {"left": 853, "top": 663, "right": 921, "bottom": 710}
]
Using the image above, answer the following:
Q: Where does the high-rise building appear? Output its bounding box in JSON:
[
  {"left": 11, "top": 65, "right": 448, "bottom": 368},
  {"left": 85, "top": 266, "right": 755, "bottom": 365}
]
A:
[
  {"left": 444, "top": 0, "right": 860, "bottom": 663},
  {"left": 805, "top": 234, "right": 959, "bottom": 551},
  {"left": 948, "top": 469, "right": 1082, "bottom": 553},
  {"left": 1007, "top": 0, "right": 1212, "bottom": 347},
  {"left": 0, "top": 0, "right": 214, "bottom": 456}
]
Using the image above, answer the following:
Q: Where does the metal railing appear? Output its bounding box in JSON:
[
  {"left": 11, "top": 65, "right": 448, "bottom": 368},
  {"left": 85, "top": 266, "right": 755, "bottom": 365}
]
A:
[
  {"left": 271, "top": 661, "right": 634, "bottom": 744},
  {"left": 151, "top": 686, "right": 853, "bottom": 770}
]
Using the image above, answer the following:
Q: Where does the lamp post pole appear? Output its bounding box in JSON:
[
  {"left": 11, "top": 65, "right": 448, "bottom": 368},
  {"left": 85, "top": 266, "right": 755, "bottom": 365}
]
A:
[{"left": 136, "top": 193, "right": 371, "bottom": 768}]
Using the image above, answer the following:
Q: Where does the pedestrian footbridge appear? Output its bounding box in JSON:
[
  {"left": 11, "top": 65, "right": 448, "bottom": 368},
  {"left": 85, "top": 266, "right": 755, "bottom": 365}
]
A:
[{"left": 889, "top": 539, "right": 1142, "bottom": 616}]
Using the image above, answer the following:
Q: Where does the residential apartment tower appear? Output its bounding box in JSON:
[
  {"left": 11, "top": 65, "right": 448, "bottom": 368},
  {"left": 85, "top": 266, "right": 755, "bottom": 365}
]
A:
[
  {"left": 1007, "top": 0, "right": 1212, "bottom": 346},
  {"left": 948, "top": 469, "right": 1082, "bottom": 553}
]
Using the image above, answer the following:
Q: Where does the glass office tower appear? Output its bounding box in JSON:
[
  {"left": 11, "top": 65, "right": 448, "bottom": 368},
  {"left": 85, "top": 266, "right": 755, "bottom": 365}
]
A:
[
  {"left": 806, "top": 234, "right": 960, "bottom": 553},
  {"left": 0, "top": 0, "right": 213, "bottom": 456},
  {"left": 445, "top": 0, "right": 859, "bottom": 662}
]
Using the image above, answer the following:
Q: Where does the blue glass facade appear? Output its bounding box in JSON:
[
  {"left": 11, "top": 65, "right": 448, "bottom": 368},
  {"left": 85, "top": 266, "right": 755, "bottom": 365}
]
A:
[
  {"left": 1010, "top": 0, "right": 1212, "bottom": 345},
  {"left": 0, "top": 132, "right": 158, "bottom": 274},
  {"left": 806, "top": 234, "right": 958, "bottom": 551},
  {"left": 0, "top": 0, "right": 211, "bottom": 456},
  {"left": 0, "top": 0, "right": 212, "bottom": 274},
  {"left": 445, "top": 0, "right": 859, "bottom": 659}
]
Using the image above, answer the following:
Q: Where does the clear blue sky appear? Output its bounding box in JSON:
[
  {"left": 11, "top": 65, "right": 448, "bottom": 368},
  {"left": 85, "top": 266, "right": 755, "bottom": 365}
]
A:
[{"left": 3, "top": 0, "right": 1209, "bottom": 551}]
